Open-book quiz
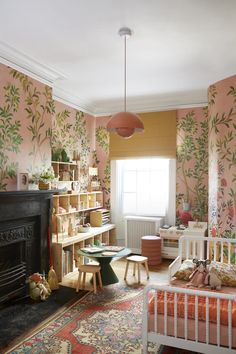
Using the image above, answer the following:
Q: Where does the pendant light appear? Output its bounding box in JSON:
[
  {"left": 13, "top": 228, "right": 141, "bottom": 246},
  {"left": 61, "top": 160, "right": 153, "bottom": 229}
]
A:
[{"left": 107, "top": 27, "right": 144, "bottom": 138}]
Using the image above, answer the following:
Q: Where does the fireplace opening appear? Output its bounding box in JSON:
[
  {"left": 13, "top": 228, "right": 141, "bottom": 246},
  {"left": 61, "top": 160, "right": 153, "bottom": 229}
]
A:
[
  {"left": 0, "top": 217, "right": 41, "bottom": 303},
  {"left": 0, "top": 243, "right": 27, "bottom": 302},
  {"left": 0, "top": 190, "right": 54, "bottom": 305}
]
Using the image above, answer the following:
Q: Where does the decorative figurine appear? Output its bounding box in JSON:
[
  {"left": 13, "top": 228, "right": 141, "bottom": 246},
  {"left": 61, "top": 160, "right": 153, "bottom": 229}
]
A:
[
  {"left": 28, "top": 272, "right": 51, "bottom": 301},
  {"left": 48, "top": 266, "right": 59, "bottom": 290}
]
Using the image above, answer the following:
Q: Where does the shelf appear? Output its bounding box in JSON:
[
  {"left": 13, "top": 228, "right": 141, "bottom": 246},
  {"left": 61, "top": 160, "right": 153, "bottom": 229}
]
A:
[
  {"left": 52, "top": 161, "right": 78, "bottom": 166},
  {"left": 52, "top": 224, "right": 116, "bottom": 281},
  {"left": 52, "top": 224, "right": 115, "bottom": 246},
  {"left": 52, "top": 191, "right": 103, "bottom": 215},
  {"left": 53, "top": 205, "right": 103, "bottom": 217},
  {"left": 51, "top": 160, "right": 80, "bottom": 182}
]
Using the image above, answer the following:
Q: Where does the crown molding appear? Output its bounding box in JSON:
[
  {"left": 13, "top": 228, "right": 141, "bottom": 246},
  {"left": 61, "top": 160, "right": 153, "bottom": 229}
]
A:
[
  {"left": 0, "top": 41, "right": 66, "bottom": 86},
  {"left": 53, "top": 86, "right": 96, "bottom": 115},
  {"left": 93, "top": 92, "right": 208, "bottom": 116},
  {"left": 0, "top": 42, "right": 208, "bottom": 116}
]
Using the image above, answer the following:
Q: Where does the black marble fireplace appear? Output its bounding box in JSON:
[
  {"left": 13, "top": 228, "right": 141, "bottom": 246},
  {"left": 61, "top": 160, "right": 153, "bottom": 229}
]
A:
[{"left": 0, "top": 190, "right": 54, "bottom": 304}]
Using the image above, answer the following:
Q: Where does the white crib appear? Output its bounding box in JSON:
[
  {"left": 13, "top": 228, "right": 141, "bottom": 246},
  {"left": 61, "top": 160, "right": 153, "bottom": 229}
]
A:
[{"left": 142, "top": 236, "right": 236, "bottom": 354}]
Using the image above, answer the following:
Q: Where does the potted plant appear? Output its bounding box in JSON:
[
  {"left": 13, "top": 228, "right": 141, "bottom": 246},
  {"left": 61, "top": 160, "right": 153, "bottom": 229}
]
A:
[{"left": 38, "top": 167, "right": 55, "bottom": 190}]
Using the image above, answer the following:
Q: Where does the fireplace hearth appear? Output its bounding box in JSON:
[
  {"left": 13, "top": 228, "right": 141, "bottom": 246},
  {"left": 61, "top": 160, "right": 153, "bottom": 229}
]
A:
[{"left": 0, "top": 191, "right": 54, "bottom": 304}]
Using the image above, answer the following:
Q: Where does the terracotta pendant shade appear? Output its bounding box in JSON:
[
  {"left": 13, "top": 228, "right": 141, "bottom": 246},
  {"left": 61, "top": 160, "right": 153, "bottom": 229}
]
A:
[
  {"left": 107, "top": 111, "right": 144, "bottom": 138},
  {"left": 107, "top": 27, "right": 144, "bottom": 138}
]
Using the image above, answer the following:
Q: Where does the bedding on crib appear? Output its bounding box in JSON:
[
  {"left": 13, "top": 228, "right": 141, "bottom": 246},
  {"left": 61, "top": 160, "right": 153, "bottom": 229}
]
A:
[{"left": 142, "top": 236, "right": 236, "bottom": 354}]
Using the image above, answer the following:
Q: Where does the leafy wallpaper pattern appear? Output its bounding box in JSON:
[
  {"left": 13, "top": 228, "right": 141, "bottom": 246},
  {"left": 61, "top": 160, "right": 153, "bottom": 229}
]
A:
[
  {"left": 94, "top": 117, "right": 111, "bottom": 209},
  {"left": 208, "top": 75, "right": 236, "bottom": 239},
  {"left": 52, "top": 101, "right": 95, "bottom": 192},
  {"left": 0, "top": 63, "right": 109, "bottom": 197},
  {"left": 1, "top": 61, "right": 236, "bottom": 242},
  {"left": 176, "top": 108, "right": 208, "bottom": 223},
  {"left": 0, "top": 64, "right": 52, "bottom": 190}
]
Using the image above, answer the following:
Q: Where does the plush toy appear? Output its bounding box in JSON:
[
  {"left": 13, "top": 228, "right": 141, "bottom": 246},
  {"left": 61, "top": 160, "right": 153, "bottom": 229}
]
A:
[
  {"left": 204, "top": 267, "right": 222, "bottom": 290},
  {"left": 38, "top": 283, "right": 50, "bottom": 300},
  {"left": 187, "top": 258, "right": 210, "bottom": 288},
  {"left": 28, "top": 272, "right": 51, "bottom": 301}
]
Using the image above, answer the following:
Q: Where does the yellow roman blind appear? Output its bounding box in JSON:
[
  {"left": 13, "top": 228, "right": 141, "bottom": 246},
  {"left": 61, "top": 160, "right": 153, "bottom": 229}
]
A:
[{"left": 109, "top": 110, "right": 176, "bottom": 159}]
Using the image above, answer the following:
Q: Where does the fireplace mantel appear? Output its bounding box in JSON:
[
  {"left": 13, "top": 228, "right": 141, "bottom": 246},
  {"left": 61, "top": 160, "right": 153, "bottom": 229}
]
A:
[{"left": 0, "top": 190, "right": 54, "bottom": 303}]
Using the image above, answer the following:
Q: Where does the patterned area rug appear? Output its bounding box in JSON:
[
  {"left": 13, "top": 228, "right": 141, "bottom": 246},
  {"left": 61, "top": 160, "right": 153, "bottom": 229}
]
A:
[
  {"left": 0, "top": 285, "right": 87, "bottom": 353},
  {"left": 6, "top": 284, "right": 159, "bottom": 354}
]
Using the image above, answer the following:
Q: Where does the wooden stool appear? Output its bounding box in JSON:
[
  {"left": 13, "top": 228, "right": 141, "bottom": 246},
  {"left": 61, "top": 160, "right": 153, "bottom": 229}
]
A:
[
  {"left": 124, "top": 255, "right": 149, "bottom": 284},
  {"left": 76, "top": 264, "right": 103, "bottom": 294}
]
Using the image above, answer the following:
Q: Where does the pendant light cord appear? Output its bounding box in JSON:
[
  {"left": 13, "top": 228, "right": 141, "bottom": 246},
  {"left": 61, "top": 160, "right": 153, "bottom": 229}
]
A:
[{"left": 124, "top": 34, "right": 127, "bottom": 112}]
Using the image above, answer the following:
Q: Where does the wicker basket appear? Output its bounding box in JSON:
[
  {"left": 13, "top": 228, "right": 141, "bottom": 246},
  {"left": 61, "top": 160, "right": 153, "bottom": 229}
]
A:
[{"left": 39, "top": 181, "right": 51, "bottom": 190}]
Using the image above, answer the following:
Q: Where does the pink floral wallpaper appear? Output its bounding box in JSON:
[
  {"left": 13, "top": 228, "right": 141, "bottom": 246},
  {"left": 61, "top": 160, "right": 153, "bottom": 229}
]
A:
[
  {"left": 176, "top": 107, "right": 208, "bottom": 224},
  {"left": 94, "top": 116, "right": 110, "bottom": 209},
  {"left": 1, "top": 60, "right": 236, "bottom": 239},
  {"left": 52, "top": 101, "right": 96, "bottom": 192},
  {"left": 0, "top": 63, "right": 53, "bottom": 190},
  {"left": 208, "top": 75, "right": 236, "bottom": 238}
]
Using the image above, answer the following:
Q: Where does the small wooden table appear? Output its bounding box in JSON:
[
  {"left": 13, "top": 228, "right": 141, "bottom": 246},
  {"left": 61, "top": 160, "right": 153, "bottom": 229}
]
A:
[{"left": 77, "top": 247, "right": 131, "bottom": 286}]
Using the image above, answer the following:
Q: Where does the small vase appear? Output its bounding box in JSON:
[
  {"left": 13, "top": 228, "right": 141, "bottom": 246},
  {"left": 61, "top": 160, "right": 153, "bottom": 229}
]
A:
[
  {"left": 28, "top": 183, "right": 39, "bottom": 190},
  {"left": 183, "top": 202, "right": 190, "bottom": 212}
]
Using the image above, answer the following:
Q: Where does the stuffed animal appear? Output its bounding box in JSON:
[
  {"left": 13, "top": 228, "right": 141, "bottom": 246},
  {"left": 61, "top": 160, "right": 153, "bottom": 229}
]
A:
[
  {"left": 204, "top": 267, "right": 222, "bottom": 290},
  {"left": 28, "top": 272, "right": 51, "bottom": 301},
  {"left": 187, "top": 258, "right": 211, "bottom": 288}
]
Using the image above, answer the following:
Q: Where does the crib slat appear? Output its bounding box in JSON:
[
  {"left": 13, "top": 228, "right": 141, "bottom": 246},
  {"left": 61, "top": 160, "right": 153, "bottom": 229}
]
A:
[
  {"left": 184, "top": 293, "right": 188, "bottom": 340},
  {"left": 192, "top": 241, "right": 196, "bottom": 258},
  {"left": 195, "top": 295, "right": 198, "bottom": 342},
  {"left": 217, "top": 298, "right": 220, "bottom": 346},
  {"left": 164, "top": 291, "right": 167, "bottom": 335},
  {"left": 228, "top": 244, "right": 231, "bottom": 264},
  {"left": 206, "top": 297, "right": 209, "bottom": 344},
  {"left": 214, "top": 243, "right": 217, "bottom": 261},
  {"left": 154, "top": 291, "right": 157, "bottom": 333},
  {"left": 220, "top": 242, "right": 224, "bottom": 262},
  {"left": 186, "top": 240, "right": 190, "bottom": 259},
  {"left": 228, "top": 300, "right": 232, "bottom": 349},
  {"left": 174, "top": 292, "right": 177, "bottom": 337},
  {"left": 199, "top": 241, "right": 204, "bottom": 259},
  {"left": 207, "top": 241, "right": 210, "bottom": 259}
]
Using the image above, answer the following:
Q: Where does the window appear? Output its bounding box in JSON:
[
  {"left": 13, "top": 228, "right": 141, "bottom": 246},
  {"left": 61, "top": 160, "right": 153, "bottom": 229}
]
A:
[
  {"left": 121, "top": 158, "right": 169, "bottom": 216},
  {"left": 111, "top": 158, "right": 176, "bottom": 225}
]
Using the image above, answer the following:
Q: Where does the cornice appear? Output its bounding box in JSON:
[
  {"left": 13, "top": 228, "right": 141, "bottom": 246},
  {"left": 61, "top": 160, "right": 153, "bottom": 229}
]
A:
[
  {"left": 93, "top": 93, "right": 208, "bottom": 117},
  {"left": 0, "top": 41, "right": 208, "bottom": 116},
  {"left": 0, "top": 41, "right": 66, "bottom": 86},
  {"left": 53, "top": 87, "right": 96, "bottom": 115}
]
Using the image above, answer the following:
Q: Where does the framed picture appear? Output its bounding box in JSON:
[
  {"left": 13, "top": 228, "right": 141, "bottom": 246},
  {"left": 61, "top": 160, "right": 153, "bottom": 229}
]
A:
[{"left": 17, "top": 172, "right": 29, "bottom": 191}]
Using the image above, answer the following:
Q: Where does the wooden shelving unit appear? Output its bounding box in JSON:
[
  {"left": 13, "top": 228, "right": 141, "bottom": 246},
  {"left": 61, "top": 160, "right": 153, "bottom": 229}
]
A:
[
  {"left": 50, "top": 160, "right": 115, "bottom": 282},
  {"left": 51, "top": 160, "right": 80, "bottom": 182},
  {"left": 52, "top": 224, "right": 116, "bottom": 281},
  {"left": 52, "top": 191, "right": 103, "bottom": 215}
]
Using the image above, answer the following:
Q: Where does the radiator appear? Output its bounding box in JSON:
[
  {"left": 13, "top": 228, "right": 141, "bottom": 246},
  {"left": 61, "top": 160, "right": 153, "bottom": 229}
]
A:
[{"left": 124, "top": 216, "right": 164, "bottom": 254}]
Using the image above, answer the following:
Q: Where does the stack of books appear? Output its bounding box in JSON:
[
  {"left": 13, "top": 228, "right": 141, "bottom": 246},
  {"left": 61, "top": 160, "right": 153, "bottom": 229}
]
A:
[{"left": 90, "top": 209, "right": 110, "bottom": 227}]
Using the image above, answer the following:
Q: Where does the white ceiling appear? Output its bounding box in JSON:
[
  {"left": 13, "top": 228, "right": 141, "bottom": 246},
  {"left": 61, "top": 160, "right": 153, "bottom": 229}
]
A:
[{"left": 0, "top": 0, "right": 236, "bottom": 116}]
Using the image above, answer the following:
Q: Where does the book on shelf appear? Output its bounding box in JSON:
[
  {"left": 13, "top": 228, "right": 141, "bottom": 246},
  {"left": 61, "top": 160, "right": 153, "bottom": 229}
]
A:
[
  {"left": 62, "top": 249, "right": 73, "bottom": 276},
  {"left": 90, "top": 209, "right": 111, "bottom": 227}
]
